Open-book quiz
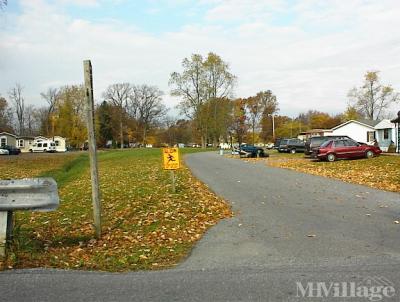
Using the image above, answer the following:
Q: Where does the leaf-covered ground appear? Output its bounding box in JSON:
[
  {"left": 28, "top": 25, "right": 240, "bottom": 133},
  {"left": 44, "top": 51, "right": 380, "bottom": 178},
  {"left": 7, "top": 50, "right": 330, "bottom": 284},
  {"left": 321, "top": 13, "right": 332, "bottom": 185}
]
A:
[
  {"left": 0, "top": 149, "right": 232, "bottom": 271},
  {"left": 231, "top": 150, "right": 400, "bottom": 193}
]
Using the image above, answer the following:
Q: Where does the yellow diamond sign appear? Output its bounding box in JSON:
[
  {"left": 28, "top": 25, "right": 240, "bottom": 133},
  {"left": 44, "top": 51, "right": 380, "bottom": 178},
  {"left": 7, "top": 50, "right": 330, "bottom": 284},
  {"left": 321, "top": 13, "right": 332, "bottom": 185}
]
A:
[{"left": 162, "top": 148, "right": 180, "bottom": 170}]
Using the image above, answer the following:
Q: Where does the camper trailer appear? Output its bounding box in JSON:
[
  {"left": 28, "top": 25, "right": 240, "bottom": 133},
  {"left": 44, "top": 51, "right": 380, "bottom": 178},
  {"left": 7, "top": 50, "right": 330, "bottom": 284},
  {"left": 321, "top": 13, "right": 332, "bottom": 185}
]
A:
[{"left": 29, "top": 139, "right": 56, "bottom": 153}]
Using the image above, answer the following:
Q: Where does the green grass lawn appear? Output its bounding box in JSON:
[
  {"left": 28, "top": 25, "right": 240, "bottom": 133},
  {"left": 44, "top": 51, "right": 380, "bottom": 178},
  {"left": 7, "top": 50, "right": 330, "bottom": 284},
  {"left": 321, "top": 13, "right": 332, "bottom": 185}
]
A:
[{"left": 0, "top": 148, "right": 231, "bottom": 271}]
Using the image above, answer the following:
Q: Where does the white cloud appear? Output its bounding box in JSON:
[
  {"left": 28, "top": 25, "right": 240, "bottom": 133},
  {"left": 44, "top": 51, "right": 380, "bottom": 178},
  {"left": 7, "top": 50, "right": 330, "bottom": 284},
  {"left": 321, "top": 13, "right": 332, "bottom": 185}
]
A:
[{"left": 1, "top": 0, "right": 400, "bottom": 117}]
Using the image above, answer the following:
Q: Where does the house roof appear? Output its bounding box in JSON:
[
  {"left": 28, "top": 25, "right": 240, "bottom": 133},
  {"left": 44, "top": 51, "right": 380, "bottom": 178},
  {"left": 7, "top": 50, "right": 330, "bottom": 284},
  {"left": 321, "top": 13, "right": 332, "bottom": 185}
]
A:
[
  {"left": 358, "top": 119, "right": 381, "bottom": 127},
  {"left": 17, "top": 136, "right": 35, "bottom": 140},
  {"left": 0, "top": 132, "right": 17, "bottom": 138},
  {"left": 375, "top": 119, "right": 395, "bottom": 130},
  {"left": 331, "top": 119, "right": 379, "bottom": 131}
]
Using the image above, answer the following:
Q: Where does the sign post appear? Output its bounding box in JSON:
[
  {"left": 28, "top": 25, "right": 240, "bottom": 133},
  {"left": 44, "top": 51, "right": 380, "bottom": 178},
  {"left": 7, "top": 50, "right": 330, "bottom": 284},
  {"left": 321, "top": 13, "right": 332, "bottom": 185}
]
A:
[
  {"left": 83, "top": 60, "right": 102, "bottom": 239},
  {"left": 162, "top": 148, "right": 180, "bottom": 193}
]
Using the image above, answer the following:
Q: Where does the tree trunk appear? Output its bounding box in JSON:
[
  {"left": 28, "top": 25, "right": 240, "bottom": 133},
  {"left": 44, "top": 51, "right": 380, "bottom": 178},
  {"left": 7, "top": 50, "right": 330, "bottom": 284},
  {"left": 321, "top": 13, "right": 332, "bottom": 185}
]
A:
[
  {"left": 120, "top": 114, "right": 123, "bottom": 149},
  {"left": 252, "top": 124, "right": 255, "bottom": 145},
  {"left": 142, "top": 127, "right": 147, "bottom": 146}
]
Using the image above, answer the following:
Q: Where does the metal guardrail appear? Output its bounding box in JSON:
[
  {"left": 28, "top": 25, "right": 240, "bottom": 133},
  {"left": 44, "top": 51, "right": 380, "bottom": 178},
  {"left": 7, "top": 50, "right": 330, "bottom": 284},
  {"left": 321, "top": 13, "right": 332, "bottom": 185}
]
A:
[{"left": 0, "top": 178, "right": 59, "bottom": 257}]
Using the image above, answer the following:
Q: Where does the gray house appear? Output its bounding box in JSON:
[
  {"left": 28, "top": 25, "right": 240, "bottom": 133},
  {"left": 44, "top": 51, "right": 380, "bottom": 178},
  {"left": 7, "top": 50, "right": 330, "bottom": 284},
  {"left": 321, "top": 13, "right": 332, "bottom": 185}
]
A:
[{"left": 0, "top": 132, "right": 17, "bottom": 148}]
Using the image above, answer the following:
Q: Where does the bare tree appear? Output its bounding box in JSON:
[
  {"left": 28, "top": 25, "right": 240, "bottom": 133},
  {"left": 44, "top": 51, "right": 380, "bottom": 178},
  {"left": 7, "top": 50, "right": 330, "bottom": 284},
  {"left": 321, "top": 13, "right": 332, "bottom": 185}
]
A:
[
  {"left": 40, "top": 88, "right": 60, "bottom": 136},
  {"left": 0, "top": 96, "right": 13, "bottom": 132},
  {"left": 348, "top": 71, "right": 399, "bottom": 120},
  {"left": 130, "top": 84, "right": 166, "bottom": 145},
  {"left": 23, "top": 104, "right": 40, "bottom": 136},
  {"left": 0, "top": 1, "right": 7, "bottom": 10},
  {"left": 102, "top": 83, "right": 132, "bottom": 149},
  {"left": 9, "top": 83, "right": 25, "bottom": 135}
]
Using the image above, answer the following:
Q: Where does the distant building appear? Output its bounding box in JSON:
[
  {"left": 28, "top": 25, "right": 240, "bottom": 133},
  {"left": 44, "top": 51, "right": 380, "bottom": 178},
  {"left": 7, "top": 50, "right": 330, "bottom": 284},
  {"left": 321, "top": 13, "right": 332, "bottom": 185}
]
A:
[{"left": 297, "top": 129, "right": 333, "bottom": 140}]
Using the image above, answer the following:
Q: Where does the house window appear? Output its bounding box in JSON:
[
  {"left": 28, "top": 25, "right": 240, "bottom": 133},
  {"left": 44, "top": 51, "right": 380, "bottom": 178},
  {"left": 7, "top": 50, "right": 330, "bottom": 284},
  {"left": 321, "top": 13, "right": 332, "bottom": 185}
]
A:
[
  {"left": 55, "top": 140, "right": 60, "bottom": 146},
  {"left": 0, "top": 137, "right": 6, "bottom": 147},
  {"left": 367, "top": 131, "right": 375, "bottom": 142},
  {"left": 18, "top": 139, "right": 24, "bottom": 147},
  {"left": 384, "top": 129, "right": 389, "bottom": 140}
]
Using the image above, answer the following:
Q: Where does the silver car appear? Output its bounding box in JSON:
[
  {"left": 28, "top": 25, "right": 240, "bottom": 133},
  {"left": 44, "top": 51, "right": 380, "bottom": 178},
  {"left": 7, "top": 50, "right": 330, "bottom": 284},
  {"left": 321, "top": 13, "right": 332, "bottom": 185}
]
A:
[{"left": 0, "top": 148, "right": 10, "bottom": 155}]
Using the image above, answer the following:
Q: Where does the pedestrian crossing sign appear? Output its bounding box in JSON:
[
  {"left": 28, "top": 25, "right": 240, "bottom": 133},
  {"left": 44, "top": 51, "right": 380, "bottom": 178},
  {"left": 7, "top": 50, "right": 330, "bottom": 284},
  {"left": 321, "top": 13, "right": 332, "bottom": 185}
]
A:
[{"left": 162, "top": 148, "right": 180, "bottom": 170}]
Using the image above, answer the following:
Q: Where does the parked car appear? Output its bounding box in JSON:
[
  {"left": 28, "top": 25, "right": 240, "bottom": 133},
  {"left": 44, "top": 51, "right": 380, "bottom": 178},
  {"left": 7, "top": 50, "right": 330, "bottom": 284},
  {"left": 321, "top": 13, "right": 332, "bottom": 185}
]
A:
[
  {"left": 238, "top": 145, "right": 269, "bottom": 158},
  {"left": 29, "top": 140, "right": 56, "bottom": 153},
  {"left": 304, "top": 135, "right": 351, "bottom": 156},
  {"left": 278, "top": 138, "right": 305, "bottom": 153},
  {"left": 0, "top": 148, "right": 9, "bottom": 155},
  {"left": 314, "top": 138, "right": 382, "bottom": 162},
  {"left": 1, "top": 145, "right": 21, "bottom": 155}
]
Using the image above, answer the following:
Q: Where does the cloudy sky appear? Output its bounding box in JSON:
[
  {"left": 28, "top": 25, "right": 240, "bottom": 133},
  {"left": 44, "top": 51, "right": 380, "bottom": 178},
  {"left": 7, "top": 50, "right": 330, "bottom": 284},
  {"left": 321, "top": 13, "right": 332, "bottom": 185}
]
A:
[{"left": 1, "top": 0, "right": 399, "bottom": 117}]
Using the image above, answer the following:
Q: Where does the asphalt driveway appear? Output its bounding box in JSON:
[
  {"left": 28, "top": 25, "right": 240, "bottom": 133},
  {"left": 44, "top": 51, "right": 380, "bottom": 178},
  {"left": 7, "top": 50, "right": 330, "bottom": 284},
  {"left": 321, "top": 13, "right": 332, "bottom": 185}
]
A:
[{"left": 2, "top": 151, "right": 400, "bottom": 301}]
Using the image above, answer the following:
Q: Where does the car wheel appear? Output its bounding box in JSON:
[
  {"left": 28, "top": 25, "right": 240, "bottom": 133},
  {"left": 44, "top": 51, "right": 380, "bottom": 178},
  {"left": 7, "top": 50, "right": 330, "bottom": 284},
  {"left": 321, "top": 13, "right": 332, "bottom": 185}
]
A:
[
  {"left": 44, "top": 149, "right": 47, "bottom": 153},
  {"left": 366, "top": 150, "right": 374, "bottom": 159},
  {"left": 327, "top": 153, "right": 336, "bottom": 162},
  {"left": 290, "top": 149, "right": 296, "bottom": 154},
  {"left": 29, "top": 149, "right": 33, "bottom": 153}
]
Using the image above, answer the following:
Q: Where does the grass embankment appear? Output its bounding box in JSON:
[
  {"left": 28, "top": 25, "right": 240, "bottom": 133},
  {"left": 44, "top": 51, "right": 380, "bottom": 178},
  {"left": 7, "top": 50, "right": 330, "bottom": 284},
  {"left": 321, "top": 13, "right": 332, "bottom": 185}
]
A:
[
  {"left": 233, "top": 150, "right": 400, "bottom": 193},
  {"left": 0, "top": 148, "right": 231, "bottom": 271}
]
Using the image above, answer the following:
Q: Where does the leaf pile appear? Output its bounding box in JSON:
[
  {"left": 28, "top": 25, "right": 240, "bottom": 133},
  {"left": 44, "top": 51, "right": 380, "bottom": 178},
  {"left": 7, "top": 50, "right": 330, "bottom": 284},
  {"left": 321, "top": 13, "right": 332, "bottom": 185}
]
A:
[
  {"left": 0, "top": 149, "right": 232, "bottom": 271},
  {"left": 267, "top": 154, "right": 400, "bottom": 193},
  {"left": 228, "top": 151, "right": 400, "bottom": 193}
]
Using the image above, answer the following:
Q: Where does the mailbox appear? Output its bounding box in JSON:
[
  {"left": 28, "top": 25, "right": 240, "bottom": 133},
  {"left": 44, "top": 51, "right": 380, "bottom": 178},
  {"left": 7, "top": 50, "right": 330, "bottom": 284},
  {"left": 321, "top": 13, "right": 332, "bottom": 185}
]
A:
[{"left": 0, "top": 178, "right": 59, "bottom": 257}]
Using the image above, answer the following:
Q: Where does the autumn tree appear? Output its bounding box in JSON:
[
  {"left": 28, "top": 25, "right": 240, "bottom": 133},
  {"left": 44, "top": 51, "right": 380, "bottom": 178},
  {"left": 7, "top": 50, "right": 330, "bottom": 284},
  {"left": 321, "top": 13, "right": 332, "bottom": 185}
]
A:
[
  {"left": 169, "top": 52, "right": 236, "bottom": 147},
  {"left": 54, "top": 86, "right": 87, "bottom": 148},
  {"left": 231, "top": 99, "right": 247, "bottom": 146},
  {"left": 259, "top": 91, "right": 279, "bottom": 142},
  {"left": 102, "top": 83, "right": 132, "bottom": 149},
  {"left": 348, "top": 71, "right": 399, "bottom": 120},
  {"left": 198, "top": 97, "right": 233, "bottom": 145},
  {"left": 97, "top": 101, "right": 114, "bottom": 147},
  {"left": 341, "top": 105, "right": 362, "bottom": 122}
]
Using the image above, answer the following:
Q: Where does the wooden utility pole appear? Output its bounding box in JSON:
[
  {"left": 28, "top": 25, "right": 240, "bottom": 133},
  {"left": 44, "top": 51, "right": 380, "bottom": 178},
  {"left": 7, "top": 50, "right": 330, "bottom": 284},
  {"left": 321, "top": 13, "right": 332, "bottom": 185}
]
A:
[
  {"left": 83, "top": 60, "right": 102, "bottom": 238},
  {"left": 272, "top": 114, "right": 275, "bottom": 140}
]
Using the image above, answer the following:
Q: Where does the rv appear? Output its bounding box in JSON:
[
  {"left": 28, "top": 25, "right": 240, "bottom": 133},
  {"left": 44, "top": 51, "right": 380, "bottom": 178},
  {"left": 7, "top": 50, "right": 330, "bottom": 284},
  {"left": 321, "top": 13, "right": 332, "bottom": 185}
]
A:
[{"left": 29, "top": 140, "right": 56, "bottom": 153}]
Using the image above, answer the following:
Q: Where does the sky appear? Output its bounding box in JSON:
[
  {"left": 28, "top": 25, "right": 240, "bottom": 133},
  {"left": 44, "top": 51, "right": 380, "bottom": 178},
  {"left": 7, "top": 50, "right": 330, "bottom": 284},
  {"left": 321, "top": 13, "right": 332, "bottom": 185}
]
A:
[{"left": 1, "top": 0, "right": 400, "bottom": 118}]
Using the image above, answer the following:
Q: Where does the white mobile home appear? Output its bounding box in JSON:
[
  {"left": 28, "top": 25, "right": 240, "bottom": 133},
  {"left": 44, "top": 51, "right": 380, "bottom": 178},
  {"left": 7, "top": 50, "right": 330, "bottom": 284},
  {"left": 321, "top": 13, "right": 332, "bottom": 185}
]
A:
[
  {"left": 330, "top": 120, "right": 379, "bottom": 144},
  {"left": 0, "top": 132, "right": 17, "bottom": 148},
  {"left": 16, "top": 136, "right": 35, "bottom": 153},
  {"left": 53, "top": 136, "right": 67, "bottom": 152}
]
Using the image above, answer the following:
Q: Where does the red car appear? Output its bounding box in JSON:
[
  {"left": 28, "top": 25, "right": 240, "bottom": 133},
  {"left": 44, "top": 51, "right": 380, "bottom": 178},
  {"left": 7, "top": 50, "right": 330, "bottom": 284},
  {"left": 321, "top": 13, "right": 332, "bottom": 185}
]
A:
[{"left": 314, "top": 138, "right": 382, "bottom": 162}]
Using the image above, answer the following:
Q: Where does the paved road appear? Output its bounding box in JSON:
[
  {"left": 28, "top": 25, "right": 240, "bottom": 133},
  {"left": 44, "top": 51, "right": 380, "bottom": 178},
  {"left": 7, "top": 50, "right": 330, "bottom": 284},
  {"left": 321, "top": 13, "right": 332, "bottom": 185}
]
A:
[{"left": 2, "top": 152, "right": 400, "bottom": 301}]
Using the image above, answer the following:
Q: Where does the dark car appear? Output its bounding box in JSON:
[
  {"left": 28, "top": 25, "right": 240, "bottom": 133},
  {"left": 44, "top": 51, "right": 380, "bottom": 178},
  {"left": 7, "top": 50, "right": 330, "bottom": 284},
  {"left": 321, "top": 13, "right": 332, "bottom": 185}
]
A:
[
  {"left": 278, "top": 138, "right": 305, "bottom": 154},
  {"left": 314, "top": 138, "right": 382, "bottom": 162},
  {"left": 239, "top": 145, "right": 269, "bottom": 158},
  {"left": 2, "top": 145, "right": 21, "bottom": 155},
  {"left": 304, "top": 135, "right": 351, "bottom": 156}
]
